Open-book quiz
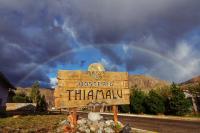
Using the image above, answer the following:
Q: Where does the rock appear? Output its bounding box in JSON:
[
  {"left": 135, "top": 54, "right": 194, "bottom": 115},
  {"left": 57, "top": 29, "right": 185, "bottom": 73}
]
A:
[
  {"left": 13, "top": 115, "right": 20, "bottom": 118},
  {"left": 56, "top": 127, "right": 62, "bottom": 133},
  {"left": 77, "top": 118, "right": 87, "bottom": 125},
  {"left": 104, "top": 127, "right": 115, "bottom": 133},
  {"left": 117, "top": 121, "right": 123, "bottom": 126},
  {"left": 97, "top": 127, "right": 104, "bottom": 133},
  {"left": 87, "top": 120, "right": 92, "bottom": 125},
  {"left": 105, "top": 120, "right": 115, "bottom": 127},
  {"left": 88, "top": 112, "right": 103, "bottom": 122},
  {"left": 90, "top": 126, "right": 96, "bottom": 132},
  {"left": 90, "top": 124, "right": 98, "bottom": 132},
  {"left": 98, "top": 121, "right": 105, "bottom": 128},
  {"left": 78, "top": 126, "right": 87, "bottom": 132},
  {"left": 120, "top": 124, "right": 132, "bottom": 133},
  {"left": 85, "top": 128, "right": 91, "bottom": 133},
  {"left": 59, "top": 120, "right": 70, "bottom": 125}
]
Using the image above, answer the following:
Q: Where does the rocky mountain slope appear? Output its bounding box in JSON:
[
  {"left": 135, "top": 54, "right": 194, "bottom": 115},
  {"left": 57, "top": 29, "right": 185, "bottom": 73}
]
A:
[
  {"left": 180, "top": 75, "right": 200, "bottom": 85},
  {"left": 180, "top": 75, "right": 200, "bottom": 90},
  {"left": 129, "top": 75, "right": 169, "bottom": 92}
]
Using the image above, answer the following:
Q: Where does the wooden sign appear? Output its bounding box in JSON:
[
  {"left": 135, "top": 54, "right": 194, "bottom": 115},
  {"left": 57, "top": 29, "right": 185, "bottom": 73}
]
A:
[{"left": 54, "top": 70, "right": 130, "bottom": 108}]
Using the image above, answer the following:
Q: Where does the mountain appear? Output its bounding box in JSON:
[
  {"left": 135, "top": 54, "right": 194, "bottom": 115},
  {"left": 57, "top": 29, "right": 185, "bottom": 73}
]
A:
[
  {"left": 180, "top": 75, "right": 200, "bottom": 85},
  {"left": 129, "top": 75, "right": 169, "bottom": 92},
  {"left": 180, "top": 75, "right": 200, "bottom": 90}
]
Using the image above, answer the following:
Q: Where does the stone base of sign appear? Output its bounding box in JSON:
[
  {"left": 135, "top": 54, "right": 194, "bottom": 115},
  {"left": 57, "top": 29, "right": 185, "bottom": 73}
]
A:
[{"left": 56, "top": 112, "right": 156, "bottom": 133}]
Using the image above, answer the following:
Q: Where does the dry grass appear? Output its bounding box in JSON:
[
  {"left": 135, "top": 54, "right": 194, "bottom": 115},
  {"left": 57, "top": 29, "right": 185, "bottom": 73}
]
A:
[{"left": 0, "top": 114, "right": 66, "bottom": 132}]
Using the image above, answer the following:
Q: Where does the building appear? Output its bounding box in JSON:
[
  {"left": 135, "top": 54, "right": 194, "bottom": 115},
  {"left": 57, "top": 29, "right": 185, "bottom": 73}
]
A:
[{"left": 0, "top": 72, "right": 16, "bottom": 111}]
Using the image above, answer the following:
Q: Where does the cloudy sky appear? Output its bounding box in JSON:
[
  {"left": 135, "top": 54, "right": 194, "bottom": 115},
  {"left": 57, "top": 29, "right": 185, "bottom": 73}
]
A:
[{"left": 1, "top": 0, "right": 200, "bottom": 88}]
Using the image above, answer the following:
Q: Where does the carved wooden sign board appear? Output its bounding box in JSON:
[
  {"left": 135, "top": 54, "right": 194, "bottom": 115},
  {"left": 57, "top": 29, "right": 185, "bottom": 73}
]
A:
[{"left": 54, "top": 70, "right": 130, "bottom": 108}]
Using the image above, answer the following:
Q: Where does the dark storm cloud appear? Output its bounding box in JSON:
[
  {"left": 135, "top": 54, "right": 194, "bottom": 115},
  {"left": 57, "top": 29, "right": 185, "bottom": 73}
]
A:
[
  {"left": 0, "top": 0, "right": 74, "bottom": 87},
  {"left": 1, "top": 0, "right": 200, "bottom": 86}
]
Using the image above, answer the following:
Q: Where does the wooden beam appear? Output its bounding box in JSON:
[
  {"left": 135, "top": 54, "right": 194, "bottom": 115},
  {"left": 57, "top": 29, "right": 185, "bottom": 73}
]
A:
[
  {"left": 113, "top": 105, "right": 118, "bottom": 125},
  {"left": 72, "top": 108, "right": 77, "bottom": 126}
]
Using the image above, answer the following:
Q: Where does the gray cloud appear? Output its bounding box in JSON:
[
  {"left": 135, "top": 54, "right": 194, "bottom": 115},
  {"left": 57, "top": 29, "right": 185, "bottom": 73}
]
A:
[{"left": 67, "top": 0, "right": 200, "bottom": 43}]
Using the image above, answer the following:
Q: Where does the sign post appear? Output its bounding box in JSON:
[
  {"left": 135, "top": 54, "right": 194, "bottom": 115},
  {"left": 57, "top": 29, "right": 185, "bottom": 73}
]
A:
[
  {"left": 54, "top": 63, "right": 130, "bottom": 129},
  {"left": 113, "top": 105, "right": 118, "bottom": 125}
]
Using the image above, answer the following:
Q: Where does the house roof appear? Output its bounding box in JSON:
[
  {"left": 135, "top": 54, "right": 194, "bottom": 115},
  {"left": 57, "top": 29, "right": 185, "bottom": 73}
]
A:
[{"left": 0, "top": 72, "right": 16, "bottom": 90}]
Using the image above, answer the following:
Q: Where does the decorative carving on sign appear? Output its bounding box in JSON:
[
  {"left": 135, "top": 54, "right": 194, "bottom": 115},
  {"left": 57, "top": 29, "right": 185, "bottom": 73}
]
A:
[
  {"left": 87, "top": 101, "right": 108, "bottom": 106},
  {"left": 88, "top": 71, "right": 105, "bottom": 80},
  {"left": 88, "top": 63, "right": 105, "bottom": 71}
]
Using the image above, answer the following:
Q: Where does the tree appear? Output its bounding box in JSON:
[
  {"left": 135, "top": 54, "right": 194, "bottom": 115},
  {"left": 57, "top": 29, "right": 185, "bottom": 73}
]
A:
[
  {"left": 144, "top": 90, "right": 165, "bottom": 114},
  {"left": 12, "top": 92, "right": 31, "bottom": 103},
  {"left": 155, "top": 86, "right": 171, "bottom": 100},
  {"left": 7, "top": 89, "right": 16, "bottom": 102},
  {"left": 130, "top": 88, "right": 146, "bottom": 114},
  {"left": 30, "top": 81, "right": 40, "bottom": 103},
  {"left": 118, "top": 105, "right": 130, "bottom": 113},
  {"left": 36, "top": 95, "right": 48, "bottom": 112},
  {"left": 166, "top": 83, "right": 192, "bottom": 116}
]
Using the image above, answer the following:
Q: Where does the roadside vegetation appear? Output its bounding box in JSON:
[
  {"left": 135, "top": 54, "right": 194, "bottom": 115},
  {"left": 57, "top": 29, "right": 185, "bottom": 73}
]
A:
[
  {"left": 7, "top": 81, "right": 48, "bottom": 113},
  {"left": 119, "top": 83, "right": 193, "bottom": 116}
]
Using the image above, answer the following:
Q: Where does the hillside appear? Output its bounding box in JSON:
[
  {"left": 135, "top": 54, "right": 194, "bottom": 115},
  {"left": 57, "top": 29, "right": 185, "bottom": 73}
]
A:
[
  {"left": 180, "top": 75, "right": 200, "bottom": 90},
  {"left": 15, "top": 87, "right": 55, "bottom": 108},
  {"left": 180, "top": 75, "right": 200, "bottom": 85},
  {"left": 129, "top": 75, "right": 169, "bottom": 92}
]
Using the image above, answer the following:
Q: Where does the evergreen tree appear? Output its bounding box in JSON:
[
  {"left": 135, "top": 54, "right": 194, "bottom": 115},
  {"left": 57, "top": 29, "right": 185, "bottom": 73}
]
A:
[
  {"left": 144, "top": 90, "right": 165, "bottom": 114},
  {"left": 36, "top": 95, "right": 48, "bottom": 112},
  {"left": 118, "top": 105, "right": 130, "bottom": 113},
  {"left": 130, "top": 88, "right": 146, "bottom": 114},
  {"left": 30, "top": 81, "right": 40, "bottom": 103},
  {"left": 167, "top": 83, "right": 192, "bottom": 116},
  {"left": 7, "top": 90, "right": 16, "bottom": 102}
]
